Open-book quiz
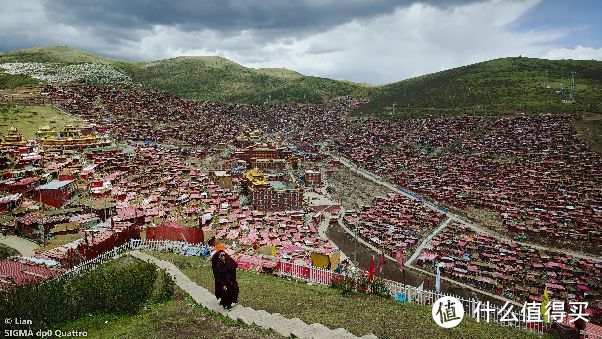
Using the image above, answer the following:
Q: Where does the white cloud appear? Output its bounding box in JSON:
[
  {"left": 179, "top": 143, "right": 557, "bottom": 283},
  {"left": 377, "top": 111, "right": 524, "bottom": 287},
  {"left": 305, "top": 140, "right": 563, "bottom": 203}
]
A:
[
  {"left": 542, "top": 45, "right": 602, "bottom": 61},
  {"left": 229, "top": 0, "right": 561, "bottom": 83},
  {"left": 2, "top": 0, "right": 600, "bottom": 84}
]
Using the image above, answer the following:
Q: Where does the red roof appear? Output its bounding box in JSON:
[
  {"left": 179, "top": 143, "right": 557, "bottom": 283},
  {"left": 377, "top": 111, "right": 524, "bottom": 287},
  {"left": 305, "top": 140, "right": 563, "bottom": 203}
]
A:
[{"left": 0, "top": 259, "right": 62, "bottom": 289}]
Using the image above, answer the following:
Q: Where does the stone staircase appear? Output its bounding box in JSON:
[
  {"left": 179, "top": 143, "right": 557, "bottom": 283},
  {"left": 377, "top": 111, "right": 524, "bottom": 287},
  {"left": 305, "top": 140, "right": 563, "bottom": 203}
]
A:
[{"left": 129, "top": 251, "right": 378, "bottom": 339}]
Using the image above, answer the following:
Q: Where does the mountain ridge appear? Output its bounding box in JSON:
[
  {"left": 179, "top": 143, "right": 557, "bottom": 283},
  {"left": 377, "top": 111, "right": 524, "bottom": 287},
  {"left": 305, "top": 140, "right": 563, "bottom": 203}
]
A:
[{"left": 1, "top": 46, "right": 601, "bottom": 114}]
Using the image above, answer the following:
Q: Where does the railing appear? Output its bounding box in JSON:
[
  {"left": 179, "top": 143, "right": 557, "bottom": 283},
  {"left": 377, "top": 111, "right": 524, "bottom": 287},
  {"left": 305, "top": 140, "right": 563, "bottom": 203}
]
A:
[
  {"left": 582, "top": 330, "right": 602, "bottom": 339},
  {"left": 51, "top": 239, "right": 554, "bottom": 335},
  {"left": 275, "top": 261, "right": 336, "bottom": 286},
  {"left": 274, "top": 260, "right": 551, "bottom": 335},
  {"left": 384, "top": 278, "right": 550, "bottom": 334},
  {"left": 51, "top": 239, "right": 210, "bottom": 282}
]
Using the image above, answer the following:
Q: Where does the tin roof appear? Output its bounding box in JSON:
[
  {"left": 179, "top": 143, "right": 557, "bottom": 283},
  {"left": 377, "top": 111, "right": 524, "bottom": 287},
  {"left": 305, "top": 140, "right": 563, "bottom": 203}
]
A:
[{"left": 37, "top": 180, "right": 74, "bottom": 190}]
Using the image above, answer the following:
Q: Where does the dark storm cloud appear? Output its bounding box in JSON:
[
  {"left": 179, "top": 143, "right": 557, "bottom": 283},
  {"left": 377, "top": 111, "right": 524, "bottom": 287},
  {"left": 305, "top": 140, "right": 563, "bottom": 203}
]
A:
[
  {"left": 5, "top": 0, "right": 597, "bottom": 84},
  {"left": 41, "top": 0, "right": 483, "bottom": 36}
]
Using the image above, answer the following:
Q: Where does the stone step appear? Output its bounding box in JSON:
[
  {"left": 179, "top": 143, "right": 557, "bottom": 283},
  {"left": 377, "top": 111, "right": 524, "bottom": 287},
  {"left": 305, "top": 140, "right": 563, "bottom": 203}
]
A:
[
  {"left": 252, "top": 309, "right": 275, "bottom": 329},
  {"left": 332, "top": 327, "right": 357, "bottom": 338},
  {"left": 306, "top": 322, "right": 333, "bottom": 338},
  {"left": 236, "top": 307, "right": 258, "bottom": 325},
  {"left": 129, "top": 251, "right": 363, "bottom": 339},
  {"left": 228, "top": 305, "right": 251, "bottom": 323},
  {"left": 269, "top": 313, "right": 294, "bottom": 337},
  {"left": 288, "top": 317, "right": 316, "bottom": 338}
]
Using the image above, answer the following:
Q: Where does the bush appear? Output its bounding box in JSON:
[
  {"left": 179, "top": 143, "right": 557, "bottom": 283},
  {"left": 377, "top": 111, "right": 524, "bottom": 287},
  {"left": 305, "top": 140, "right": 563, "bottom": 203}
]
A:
[
  {"left": 369, "top": 277, "right": 391, "bottom": 298},
  {"left": 330, "top": 274, "right": 355, "bottom": 295},
  {"left": 331, "top": 271, "right": 391, "bottom": 298},
  {"left": 0, "top": 258, "right": 173, "bottom": 332},
  {"left": 150, "top": 268, "right": 175, "bottom": 303},
  {"left": 356, "top": 273, "right": 372, "bottom": 293}
]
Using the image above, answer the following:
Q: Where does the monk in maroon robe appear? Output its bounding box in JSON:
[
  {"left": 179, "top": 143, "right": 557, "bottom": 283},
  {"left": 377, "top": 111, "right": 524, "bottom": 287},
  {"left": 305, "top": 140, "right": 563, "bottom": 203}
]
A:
[{"left": 211, "top": 250, "right": 239, "bottom": 310}]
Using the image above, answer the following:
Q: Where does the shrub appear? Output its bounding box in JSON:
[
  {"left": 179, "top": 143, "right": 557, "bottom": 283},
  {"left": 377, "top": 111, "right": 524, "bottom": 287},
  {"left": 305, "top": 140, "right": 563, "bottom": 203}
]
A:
[
  {"left": 356, "top": 273, "right": 371, "bottom": 293},
  {"left": 0, "top": 258, "right": 173, "bottom": 332},
  {"left": 369, "top": 277, "right": 391, "bottom": 298},
  {"left": 330, "top": 274, "right": 356, "bottom": 295}
]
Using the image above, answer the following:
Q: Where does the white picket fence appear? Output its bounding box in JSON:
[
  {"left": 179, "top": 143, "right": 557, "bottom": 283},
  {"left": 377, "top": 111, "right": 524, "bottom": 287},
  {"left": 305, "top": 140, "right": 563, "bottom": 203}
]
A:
[
  {"left": 51, "top": 239, "right": 208, "bottom": 282},
  {"left": 50, "top": 239, "right": 553, "bottom": 335},
  {"left": 582, "top": 330, "right": 602, "bottom": 339},
  {"left": 274, "top": 261, "right": 551, "bottom": 335}
]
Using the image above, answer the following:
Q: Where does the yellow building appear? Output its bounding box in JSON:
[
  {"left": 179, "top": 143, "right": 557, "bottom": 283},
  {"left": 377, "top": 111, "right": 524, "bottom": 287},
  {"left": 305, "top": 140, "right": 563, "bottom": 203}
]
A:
[
  {"left": 1, "top": 127, "right": 28, "bottom": 146},
  {"left": 40, "top": 124, "right": 110, "bottom": 150},
  {"left": 35, "top": 125, "right": 57, "bottom": 140},
  {"left": 243, "top": 168, "right": 303, "bottom": 211}
]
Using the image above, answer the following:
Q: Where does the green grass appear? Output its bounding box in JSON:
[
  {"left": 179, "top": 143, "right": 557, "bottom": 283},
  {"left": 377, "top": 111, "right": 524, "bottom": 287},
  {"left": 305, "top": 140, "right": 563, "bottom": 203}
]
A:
[
  {"left": 59, "top": 292, "right": 278, "bottom": 339},
  {"left": 0, "top": 46, "right": 370, "bottom": 104},
  {"left": 2, "top": 252, "right": 276, "bottom": 338},
  {"left": 0, "top": 243, "right": 19, "bottom": 259},
  {"left": 574, "top": 116, "right": 602, "bottom": 153},
  {"left": 147, "top": 251, "right": 550, "bottom": 339},
  {"left": 0, "top": 45, "right": 117, "bottom": 64},
  {"left": 4, "top": 47, "right": 601, "bottom": 113},
  {"left": 0, "top": 103, "right": 78, "bottom": 139},
  {"left": 1, "top": 256, "right": 174, "bottom": 333},
  {"left": 0, "top": 70, "right": 40, "bottom": 89},
  {"left": 117, "top": 55, "right": 370, "bottom": 103},
  {"left": 358, "top": 57, "right": 602, "bottom": 117}
]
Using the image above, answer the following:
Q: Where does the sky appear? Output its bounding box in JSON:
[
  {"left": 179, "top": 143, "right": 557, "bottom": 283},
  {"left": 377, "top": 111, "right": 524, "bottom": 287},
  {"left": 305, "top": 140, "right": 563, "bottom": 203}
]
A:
[{"left": 1, "top": 0, "right": 600, "bottom": 84}]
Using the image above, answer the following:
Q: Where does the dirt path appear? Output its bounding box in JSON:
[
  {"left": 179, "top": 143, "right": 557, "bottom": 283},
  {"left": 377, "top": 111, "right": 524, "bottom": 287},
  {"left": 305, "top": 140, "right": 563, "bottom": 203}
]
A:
[
  {"left": 406, "top": 217, "right": 452, "bottom": 266},
  {"left": 0, "top": 235, "right": 39, "bottom": 256}
]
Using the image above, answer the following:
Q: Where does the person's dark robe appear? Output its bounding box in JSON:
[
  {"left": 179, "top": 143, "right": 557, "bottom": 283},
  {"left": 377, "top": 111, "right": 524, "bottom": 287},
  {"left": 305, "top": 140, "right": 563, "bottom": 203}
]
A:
[{"left": 211, "top": 251, "right": 239, "bottom": 307}]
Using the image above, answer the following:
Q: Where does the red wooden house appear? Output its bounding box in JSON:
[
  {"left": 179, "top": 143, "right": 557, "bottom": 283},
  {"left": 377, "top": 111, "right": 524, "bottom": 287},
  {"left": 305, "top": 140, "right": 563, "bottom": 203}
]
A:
[{"left": 37, "top": 180, "right": 75, "bottom": 208}]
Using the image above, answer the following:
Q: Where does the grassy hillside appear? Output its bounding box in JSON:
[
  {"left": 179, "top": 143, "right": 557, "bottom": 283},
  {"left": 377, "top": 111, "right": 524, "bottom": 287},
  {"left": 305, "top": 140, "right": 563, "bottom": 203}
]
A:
[
  {"left": 3, "top": 47, "right": 601, "bottom": 111},
  {"left": 575, "top": 114, "right": 602, "bottom": 153},
  {"left": 0, "top": 46, "right": 370, "bottom": 103},
  {"left": 0, "top": 70, "right": 40, "bottom": 89},
  {"left": 0, "top": 256, "right": 174, "bottom": 332},
  {"left": 59, "top": 294, "right": 277, "bottom": 338},
  {"left": 0, "top": 104, "right": 79, "bottom": 139},
  {"left": 148, "top": 251, "right": 549, "bottom": 339},
  {"left": 359, "top": 57, "right": 602, "bottom": 117},
  {"left": 0, "top": 45, "right": 117, "bottom": 64}
]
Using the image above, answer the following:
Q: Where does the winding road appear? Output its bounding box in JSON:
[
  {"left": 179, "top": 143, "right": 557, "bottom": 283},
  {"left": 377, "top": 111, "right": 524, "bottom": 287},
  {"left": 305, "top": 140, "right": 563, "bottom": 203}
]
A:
[{"left": 0, "top": 235, "right": 39, "bottom": 257}]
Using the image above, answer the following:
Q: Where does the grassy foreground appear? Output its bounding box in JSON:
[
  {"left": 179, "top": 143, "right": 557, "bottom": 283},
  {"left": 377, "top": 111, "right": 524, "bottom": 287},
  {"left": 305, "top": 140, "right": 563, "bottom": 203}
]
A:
[
  {"left": 60, "top": 292, "right": 279, "bottom": 339},
  {"left": 148, "top": 251, "right": 550, "bottom": 339},
  {"left": 1, "top": 255, "right": 277, "bottom": 338}
]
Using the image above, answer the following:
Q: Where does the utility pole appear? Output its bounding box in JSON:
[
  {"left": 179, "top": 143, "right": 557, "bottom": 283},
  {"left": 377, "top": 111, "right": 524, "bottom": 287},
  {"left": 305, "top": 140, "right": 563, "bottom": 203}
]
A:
[
  {"left": 569, "top": 71, "right": 576, "bottom": 103},
  {"left": 353, "top": 226, "right": 357, "bottom": 264},
  {"left": 543, "top": 70, "right": 549, "bottom": 88}
]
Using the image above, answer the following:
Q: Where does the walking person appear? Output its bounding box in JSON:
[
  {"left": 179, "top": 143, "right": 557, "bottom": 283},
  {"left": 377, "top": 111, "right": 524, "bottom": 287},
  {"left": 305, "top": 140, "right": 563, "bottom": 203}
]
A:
[{"left": 211, "top": 244, "right": 239, "bottom": 310}]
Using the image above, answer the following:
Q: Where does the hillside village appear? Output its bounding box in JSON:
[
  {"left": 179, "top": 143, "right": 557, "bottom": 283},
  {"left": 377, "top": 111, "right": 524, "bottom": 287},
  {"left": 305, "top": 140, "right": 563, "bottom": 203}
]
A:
[{"left": 0, "top": 46, "right": 601, "bottom": 338}]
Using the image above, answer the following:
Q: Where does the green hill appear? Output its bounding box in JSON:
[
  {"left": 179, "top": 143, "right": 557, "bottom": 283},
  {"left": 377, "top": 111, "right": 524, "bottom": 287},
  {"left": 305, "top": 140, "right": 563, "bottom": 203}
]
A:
[
  {"left": 358, "top": 57, "right": 602, "bottom": 117},
  {"left": 0, "top": 45, "right": 116, "bottom": 64},
  {"left": 2, "top": 47, "right": 601, "bottom": 112},
  {"left": 0, "top": 46, "right": 370, "bottom": 103}
]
